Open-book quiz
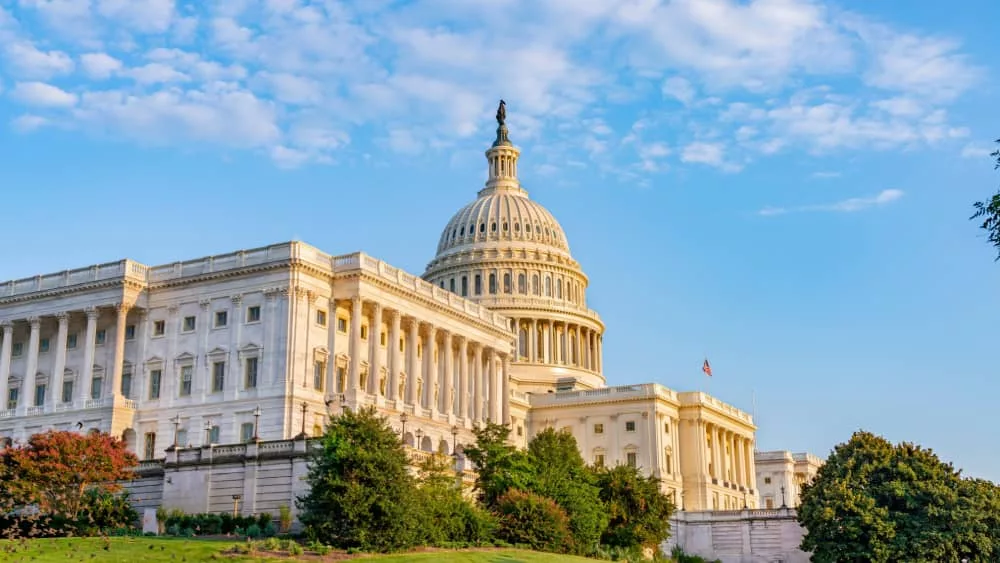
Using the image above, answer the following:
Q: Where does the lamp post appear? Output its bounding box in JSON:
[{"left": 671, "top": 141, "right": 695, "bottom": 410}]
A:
[
  {"left": 231, "top": 494, "right": 242, "bottom": 518},
  {"left": 450, "top": 424, "right": 460, "bottom": 456},
  {"left": 780, "top": 485, "right": 787, "bottom": 508},
  {"left": 170, "top": 413, "right": 182, "bottom": 450},
  {"left": 252, "top": 405, "right": 261, "bottom": 442},
  {"left": 296, "top": 401, "right": 308, "bottom": 439},
  {"left": 399, "top": 412, "right": 408, "bottom": 444},
  {"left": 415, "top": 428, "right": 423, "bottom": 451}
]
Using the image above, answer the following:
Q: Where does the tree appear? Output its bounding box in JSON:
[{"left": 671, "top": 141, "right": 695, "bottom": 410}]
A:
[
  {"left": 297, "top": 407, "right": 418, "bottom": 552},
  {"left": 595, "top": 464, "right": 674, "bottom": 553},
  {"left": 413, "top": 452, "right": 495, "bottom": 545},
  {"left": 527, "top": 428, "right": 608, "bottom": 555},
  {"left": 0, "top": 429, "right": 137, "bottom": 535},
  {"left": 970, "top": 138, "right": 1000, "bottom": 260},
  {"left": 495, "top": 489, "right": 575, "bottom": 553},
  {"left": 462, "top": 422, "right": 535, "bottom": 509},
  {"left": 798, "top": 430, "right": 1000, "bottom": 562}
]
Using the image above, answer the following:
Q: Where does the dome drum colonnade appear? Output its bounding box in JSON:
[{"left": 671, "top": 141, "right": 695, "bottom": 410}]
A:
[{"left": 423, "top": 101, "right": 606, "bottom": 392}]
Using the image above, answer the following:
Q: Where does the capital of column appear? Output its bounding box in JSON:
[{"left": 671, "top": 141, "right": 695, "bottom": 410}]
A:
[
  {"left": 231, "top": 293, "right": 244, "bottom": 305},
  {"left": 0, "top": 320, "right": 10, "bottom": 331},
  {"left": 389, "top": 309, "right": 401, "bottom": 322},
  {"left": 198, "top": 300, "right": 211, "bottom": 310},
  {"left": 54, "top": 312, "right": 70, "bottom": 322},
  {"left": 350, "top": 294, "right": 362, "bottom": 307},
  {"left": 27, "top": 316, "right": 41, "bottom": 328}
]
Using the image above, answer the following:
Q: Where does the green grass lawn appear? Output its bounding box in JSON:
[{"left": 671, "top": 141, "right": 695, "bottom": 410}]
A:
[{"left": 0, "top": 537, "right": 597, "bottom": 563}]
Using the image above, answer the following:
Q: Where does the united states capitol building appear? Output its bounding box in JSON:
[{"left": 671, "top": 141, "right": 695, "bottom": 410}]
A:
[{"left": 0, "top": 105, "right": 819, "bottom": 548}]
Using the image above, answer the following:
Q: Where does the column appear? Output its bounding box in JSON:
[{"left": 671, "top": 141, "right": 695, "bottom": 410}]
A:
[
  {"left": 529, "top": 320, "right": 537, "bottom": 363},
  {"left": 133, "top": 310, "right": 148, "bottom": 403},
  {"left": 49, "top": 313, "right": 69, "bottom": 409},
  {"left": 442, "top": 332, "right": 453, "bottom": 415},
  {"left": 715, "top": 426, "right": 724, "bottom": 481},
  {"left": 744, "top": 439, "right": 756, "bottom": 492},
  {"left": 368, "top": 301, "right": 382, "bottom": 395},
  {"left": 348, "top": 296, "right": 363, "bottom": 391},
  {"left": 406, "top": 318, "right": 419, "bottom": 405},
  {"left": 0, "top": 322, "right": 12, "bottom": 412},
  {"left": 111, "top": 303, "right": 130, "bottom": 400},
  {"left": 388, "top": 310, "right": 401, "bottom": 402},
  {"left": 733, "top": 434, "right": 744, "bottom": 486},
  {"left": 325, "top": 298, "right": 338, "bottom": 399},
  {"left": 580, "top": 327, "right": 588, "bottom": 369},
  {"left": 596, "top": 335, "right": 603, "bottom": 373},
  {"left": 542, "top": 322, "right": 550, "bottom": 363},
  {"left": 458, "top": 337, "right": 469, "bottom": 420},
  {"left": 423, "top": 326, "right": 436, "bottom": 410},
  {"left": 589, "top": 332, "right": 597, "bottom": 371},
  {"left": 501, "top": 353, "right": 510, "bottom": 424},
  {"left": 488, "top": 349, "right": 498, "bottom": 423},
  {"left": 23, "top": 317, "right": 41, "bottom": 411},
  {"left": 473, "top": 344, "right": 483, "bottom": 421}
]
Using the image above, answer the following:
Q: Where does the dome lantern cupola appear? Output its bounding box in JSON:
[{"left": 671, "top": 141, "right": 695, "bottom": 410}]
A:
[{"left": 483, "top": 99, "right": 526, "bottom": 197}]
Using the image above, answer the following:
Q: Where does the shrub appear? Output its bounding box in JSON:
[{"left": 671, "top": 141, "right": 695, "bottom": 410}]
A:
[
  {"left": 278, "top": 504, "right": 292, "bottom": 533},
  {"left": 495, "top": 489, "right": 574, "bottom": 553},
  {"left": 246, "top": 524, "right": 261, "bottom": 538},
  {"left": 288, "top": 541, "right": 304, "bottom": 555},
  {"left": 258, "top": 512, "right": 273, "bottom": 529}
]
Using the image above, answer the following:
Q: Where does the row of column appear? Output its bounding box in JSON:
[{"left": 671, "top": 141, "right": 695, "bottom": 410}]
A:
[
  {"left": 338, "top": 295, "right": 510, "bottom": 425},
  {"left": 706, "top": 422, "right": 755, "bottom": 491},
  {"left": 0, "top": 303, "right": 132, "bottom": 415},
  {"left": 512, "top": 317, "right": 602, "bottom": 372}
]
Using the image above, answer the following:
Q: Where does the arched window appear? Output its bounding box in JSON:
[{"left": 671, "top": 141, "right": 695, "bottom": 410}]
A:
[
  {"left": 518, "top": 327, "right": 528, "bottom": 358},
  {"left": 489, "top": 273, "right": 497, "bottom": 294},
  {"left": 475, "top": 274, "right": 482, "bottom": 295},
  {"left": 491, "top": 222, "right": 497, "bottom": 233},
  {"left": 557, "top": 279, "right": 563, "bottom": 299},
  {"left": 545, "top": 276, "right": 552, "bottom": 297},
  {"left": 480, "top": 223, "right": 486, "bottom": 233},
  {"left": 503, "top": 273, "right": 511, "bottom": 293},
  {"left": 532, "top": 274, "right": 539, "bottom": 295},
  {"left": 518, "top": 273, "right": 526, "bottom": 294},
  {"left": 461, "top": 276, "right": 468, "bottom": 297}
]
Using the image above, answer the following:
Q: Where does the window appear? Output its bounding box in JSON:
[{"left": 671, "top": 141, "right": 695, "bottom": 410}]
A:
[
  {"left": 96, "top": 330, "right": 106, "bottom": 345},
  {"left": 316, "top": 310, "right": 327, "bottom": 326},
  {"left": 594, "top": 454, "right": 605, "bottom": 467},
  {"left": 125, "top": 324, "right": 136, "bottom": 340},
  {"left": 489, "top": 273, "right": 497, "bottom": 294},
  {"left": 91, "top": 377, "right": 102, "bottom": 400},
  {"left": 503, "top": 273, "right": 511, "bottom": 293},
  {"left": 153, "top": 320, "right": 165, "bottom": 336},
  {"left": 121, "top": 365, "right": 132, "bottom": 398},
  {"left": 206, "top": 425, "right": 220, "bottom": 444},
  {"left": 765, "top": 497, "right": 774, "bottom": 509},
  {"left": 360, "top": 325, "right": 368, "bottom": 340},
  {"left": 337, "top": 318, "right": 348, "bottom": 333},
  {"left": 7, "top": 388, "right": 18, "bottom": 410},
  {"left": 380, "top": 331, "right": 386, "bottom": 346},
  {"left": 518, "top": 273, "right": 526, "bottom": 293},
  {"left": 626, "top": 452, "right": 637, "bottom": 468},
  {"left": 247, "top": 306, "right": 261, "bottom": 323},
  {"left": 61, "top": 380, "right": 73, "bottom": 403},
  {"left": 12, "top": 343, "right": 22, "bottom": 357},
  {"left": 764, "top": 477, "right": 772, "bottom": 484},
  {"left": 336, "top": 366, "right": 346, "bottom": 392},
  {"left": 179, "top": 366, "right": 192, "bottom": 396},
  {"left": 664, "top": 422, "right": 671, "bottom": 434},
  {"left": 312, "top": 424, "right": 323, "bottom": 437},
  {"left": 244, "top": 357, "right": 258, "bottom": 389},
  {"left": 461, "top": 276, "right": 468, "bottom": 297},
  {"left": 240, "top": 422, "right": 255, "bottom": 443},
  {"left": 314, "top": 361, "right": 325, "bottom": 390},
  {"left": 211, "top": 361, "right": 225, "bottom": 393},
  {"left": 449, "top": 278, "right": 455, "bottom": 293},
  {"left": 532, "top": 274, "right": 539, "bottom": 295},
  {"left": 39, "top": 338, "right": 50, "bottom": 353},
  {"left": 182, "top": 316, "right": 196, "bottom": 332},
  {"left": 215, "top": 311, "right": 228, "bottom": 328},
  {"left": 34, "top": 383, "right": 45, "bottom": 406},
  {"left": 594, "top": 423, "right": 604, "bottom": 434},
  {"left": 665, "top": 453, "right": 672, "bottom": 473},
  {"left": 67, "top": 334, "right": 77, "bottom": 349},
  {"left": 625, "top": 421, "right": 636, "bottom": 432},
  {"left": 149, "top": 369, "right": 162, "bottom": 399},
  {"left": 544, "top": 276, "right": 552, "bottom": 296},
  {"left": 176, "top": 429, "right": 188, "bottom": 448},
  {"left": 143, "top": 432, "right": 156, "bottom": 460},
  {"left": 474, "top": 274, "right": 482, "bottom": 295}
]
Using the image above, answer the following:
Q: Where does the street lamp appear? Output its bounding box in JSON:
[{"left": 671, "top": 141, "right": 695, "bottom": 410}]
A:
[
  {"left": 170, "top": 413, "right": 182, "bottom": 450},
  {"left": 415, "top": 428, "right": 423, "bottom": 451},
  {"left": 780, "top": 485, "right": 787, "bottom": 508},
  {"left": 450, "top": 424, "right": 460, "bottom": 456},
  {"left": 296, "top": 401, "right": 308, "bottom": 439},
  {"left": 399, "top": 412, "right": 408, "bottom": 444},
  {"left": 231, "top": 494, "right": 242, "bottom": 518},
  {"left": 252, "top": 405, "right": 262, "bottom": 442}
]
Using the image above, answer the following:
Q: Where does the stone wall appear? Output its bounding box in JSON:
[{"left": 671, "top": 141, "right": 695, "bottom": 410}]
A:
[{"left": 664, "top": 508, "right": 810, "bottom": 563}]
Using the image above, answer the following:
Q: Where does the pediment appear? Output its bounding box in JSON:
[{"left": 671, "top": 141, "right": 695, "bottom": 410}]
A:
[
  {"left": 207, "top": 346, "right": 228, "bottom": 357},
  {"left": 174, "top": 352, "right": 195, "bottom": 364},
  {"left": 240, "top": 342, "right": 262, "bottom": 352}
]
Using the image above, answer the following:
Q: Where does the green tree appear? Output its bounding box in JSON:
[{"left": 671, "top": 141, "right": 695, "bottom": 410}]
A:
[
  {"left": 798, "top": 430, "right": 999, "bottom": 562},
  {"left": 527, "top": 428, "right": 608, "bottom": 555},
  {"left": 495, "top": 489, "right": 575, "bottom": 553},
  {"left": 297, "top": 406, "right": 417, "bottom": 552},
  {"left": 413, "top": 452, "right": 495, "bottom": 545},
  {"left": 970, "top": 138, "right": 1000, "bottom": 260},
  {"left": 595, "top": 464, "right": 674, "bottom": 553},
  {"left": 462, "top": 422, "right": 535, "bottom": 509}
]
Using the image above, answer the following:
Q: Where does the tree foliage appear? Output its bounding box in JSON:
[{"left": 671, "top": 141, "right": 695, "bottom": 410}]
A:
[
  {"left": 798, "top": 430, "right": 1000, "bottom": 562},
  {"left": 595, "top": 464, "right": 675, "bottom": 551},
  {"left": 462, "top": 422, "right": 535, "bottom": 509},
  {"left": 970, "top": 138, "right": 1000, "bottom": 260},
  {"left": 413, "top": 452, "right": 495, "bottom": 545},
  {"left": 0, "top": 430, "right": 137, "bottom": 537},
  {"left": 297, "top": 407, "right": 418, "bottom": 552},
  {"left": 495, "top": 489, "right": 574, "bottom": 553}
]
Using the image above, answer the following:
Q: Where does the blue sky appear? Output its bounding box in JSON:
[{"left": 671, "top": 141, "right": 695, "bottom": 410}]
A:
[{"left": 1, "top": 0, "right": 999, "bottom": 481}]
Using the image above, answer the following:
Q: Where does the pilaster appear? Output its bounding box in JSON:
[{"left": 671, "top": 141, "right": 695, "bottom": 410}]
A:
[
  {"left": 49, "top": 313, "right": 69, "bottom": 409},
  {"left": 21, "top": 317, "right": 41, "bottom": 413},
  {"left": 0, "top": 322, "right": 12, "bottom": 412}
]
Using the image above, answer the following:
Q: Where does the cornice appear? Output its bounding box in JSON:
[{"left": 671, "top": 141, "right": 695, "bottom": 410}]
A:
[{"left": 0, "top": 278, "right": 135, "bottom": 307}]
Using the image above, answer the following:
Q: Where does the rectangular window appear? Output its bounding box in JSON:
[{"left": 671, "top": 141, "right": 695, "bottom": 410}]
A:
[
  {"left": 67, "top": 334, "right": 77, "bottom": 349},
  {"left": 12, "top": 343, "right": 22, "bottom": 357},
  {"left": 625, "top": 421, "right": 636, "bottom": 432},
  {"left": 125, "top": 324, "right": 136, "bottom": 340},
  {"left": 34, "top": 383, "right": 45, "bottom": 407},
  {"left": 247, "top": 306, "right": 261, "bottom": 323},
  {"left": 665, "top": 454, "right": 672, "bottom": 474},
  {"left": 143, "top": 432, "right": 156, "bottom": 460},
  {"left": 664, "top": 422, "right": 671, "bottom": 434},
  {"left": 96, "top": 330, "right": 106, "bottom": 345},
  {"left": 39, "top": 338, "right": 50, "bottom": 353},
  {"left": 594, "top": 423, "right": 604, "bottom": 434},
  {"left": 211, "top": 361, "right": 225, "bottom": 392},
  {"left": 449, "top": 278, "right": 455, "bottom": 292},
  {"left": 316, "top": 310, "right": 327, "bottom": 326},
  {"left": 474, "top": 274, "right": 482, "bottom": 295},
  {"left": 61, "top": 380, "right": 73, "bottom": 403},
  {"left": 337, "top": 318, "right": 347, "bottom": 333},
  {"left": 240, "top": 422, "right": 255, "bottom": 443},
  {"left": 244, "top": 357, "right": 258, "bottom": 389},
  {"left": 314, "top": 361, "right": 326, "bottom": 390},
  {"left": 626, "top": 452, "right": 637, "bottom": 467},
  {"left": 206, "top": 425, "right": 220, "bottom": 445},
  {"left": 153, "top": 320, "right": 165, "bottom": 336},
  {"left": 6, "top": 388, "right": 18, "bottom": 410},
  {"left": 179, "top": 366, "right": 192, "bottom": 396},
  {"left": 182, "top": 316, "right": 196, "bottom": 332},
  {"left": 380, "top": 332, "right": 386, "bottom": 346},
  {"left": 336, "top": 366, "right": 346, "bottom": 392},
  {"left": 149, "top": 369, "right": 162, "bottom": 400},
  {"left": 91, "top": 377, "right": 103, "bottom": 400},
  {"left": 765, "top": 498, "right": 774, "bottom": 509},
  {"left": 461, "top": 276, "right": 468, "bottom": 297},
  {"left": 215, "top": 311, "right": 228, "bottom": 328},
  {"left": 594, "top": 454, "right": 605, "bottom": 467},
  {"left": 121, "top": 368, "right": 132, "bottom": 398},
  {"left": 360, "top": 325, "right": 368, "bottom": 340},
  {"left": 176, "top": 429, "right": 188, "bottom": 448}
]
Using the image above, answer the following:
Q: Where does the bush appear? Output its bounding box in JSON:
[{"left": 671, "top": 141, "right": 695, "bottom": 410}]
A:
[
  {"left": 246, "top": 524, "right": 261, "bottom": 538},
  {"left": 495, "top": 489, "right": 574, "bottom": 553},
  {"left": 258, "top": 512, "right": 273, "bottom": 529},
  {"left": 278, "top": 505, "right": 292, "bottom": 533}
]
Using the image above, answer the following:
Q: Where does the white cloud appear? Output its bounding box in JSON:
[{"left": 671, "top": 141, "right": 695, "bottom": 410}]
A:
[
  {"left": 4, "top": 41, "right": 74, "bottom": 78},
  {"left": 95, "top": 0, "right": 176, "bottom": 34},
  {"left": 126, "top": 63, "right": 189, "bottom": 84},
  {"left": 760, "top": 188, "right": 904, "bottom": 216},
  {"left": 811, "top": 171, "right": 841, "bottom": 179},
  {"left": 254, "top": 71, "right": 322, "bottom": 105},
  {"left": 11, "top": 114, "right": 48, "bottom": 131},
  {"left": 80, "top": 53, "right": 123, "bottom": 79},
  {"left": 662, "top": 76, "right": 695, "bottom": 105},
  {"left": 961, "top": 143, "right": 995, "bottom": 160},
  {"left": 11, "top": 81, "right": 77, "bottom": 107},
  {"left": 681, "top": 141, "right": 724, "bottom": 166}
]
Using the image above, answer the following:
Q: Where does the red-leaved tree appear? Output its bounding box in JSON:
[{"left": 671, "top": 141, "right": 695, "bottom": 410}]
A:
[{"left": 0, "top": 430, "right": 137, "bottom": 524}]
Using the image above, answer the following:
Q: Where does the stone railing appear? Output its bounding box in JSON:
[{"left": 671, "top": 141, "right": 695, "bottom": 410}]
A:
[
  {"left": 678, "top": 392, "right": 753, "bottom": 424},
  {"left": 475, "top": 296, "right": 603, "bottom": 324},
  {"left": 0, "top": 259, "right": 133, "bottom": 300},
  {"left": 148, "top": 244, "right": 294, "bottom": 283},
  {"left": 529, "top": 383, "right": 679, "bottom": 407}
]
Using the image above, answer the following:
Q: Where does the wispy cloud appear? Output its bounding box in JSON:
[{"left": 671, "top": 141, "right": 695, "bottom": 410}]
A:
[
  {"left": 960, "top": 142, "right": 995, "bottom": 160},
  {"left": 759, "top": 189, "right": 904, "bottom": 216}
]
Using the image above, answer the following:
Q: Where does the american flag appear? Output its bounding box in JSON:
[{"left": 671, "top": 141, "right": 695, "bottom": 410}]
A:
[{"left": 702, "top": 359, "right": 713, "bottom": 377}]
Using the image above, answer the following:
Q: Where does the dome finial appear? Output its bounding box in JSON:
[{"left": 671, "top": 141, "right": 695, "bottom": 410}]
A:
[
  {"left": 496, "top": 99, "right": 506, "bottom": 125},
  {"left": 492, "top": 99, "right": 512, "bottom": 147}
]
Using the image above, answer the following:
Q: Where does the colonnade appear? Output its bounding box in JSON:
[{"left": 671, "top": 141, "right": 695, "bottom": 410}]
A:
[
  {"left": 334, "top": 295, "right": 510, "bottom": 425},
  {"left": 511, "top": 317, "right": 602, "bottom": 371},
  {"left": 704, "top": 422, "right": 756, "bottom": 491}
]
